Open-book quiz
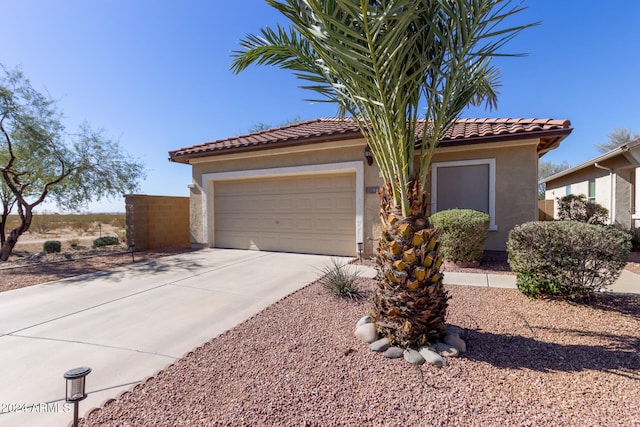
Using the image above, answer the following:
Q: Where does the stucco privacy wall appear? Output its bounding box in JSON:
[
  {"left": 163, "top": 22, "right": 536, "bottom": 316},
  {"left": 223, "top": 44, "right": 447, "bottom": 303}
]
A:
[
  {"left": 125, "top": 195, "right": 190, "bottom": 251},
  {"left": 190, "top": 137, "right": 540, "bottom": 254}
]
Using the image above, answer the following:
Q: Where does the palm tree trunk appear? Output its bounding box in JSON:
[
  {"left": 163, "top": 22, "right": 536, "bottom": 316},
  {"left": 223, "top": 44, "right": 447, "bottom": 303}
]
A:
[{"left": 372, "top": 181, "right": 449, "bottom": 348}]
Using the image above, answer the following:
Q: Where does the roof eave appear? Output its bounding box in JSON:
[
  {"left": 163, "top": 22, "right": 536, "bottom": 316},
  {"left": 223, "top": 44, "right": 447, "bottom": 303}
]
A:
[
  {"left": 540, "top": 144, "right": 628, "bottom": 184},
  {"left": 168, "top": 129, "right": 364, "bottom": 164}
]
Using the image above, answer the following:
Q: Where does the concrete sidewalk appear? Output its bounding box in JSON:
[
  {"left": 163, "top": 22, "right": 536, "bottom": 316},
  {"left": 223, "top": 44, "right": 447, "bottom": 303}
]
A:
[
  {"left": 442, "top": 269, "right": 640, "bottom": 295},
  {"left": 0, "top": 249, "right": 349, "bottom": 427},
  {"left": 354, "top": 265, "right": 640, "bottom": 295}
]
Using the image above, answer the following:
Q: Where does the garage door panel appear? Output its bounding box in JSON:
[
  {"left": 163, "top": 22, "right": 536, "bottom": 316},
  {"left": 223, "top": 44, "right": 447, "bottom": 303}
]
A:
[{"left": 214, "top": 173, "right": 355, "bottom": 256}]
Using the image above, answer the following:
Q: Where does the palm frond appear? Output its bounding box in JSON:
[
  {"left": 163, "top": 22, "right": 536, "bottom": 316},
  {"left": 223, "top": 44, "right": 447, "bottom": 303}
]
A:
[{"left": 232, "top": 0, "right": 533, "bottom": 216}]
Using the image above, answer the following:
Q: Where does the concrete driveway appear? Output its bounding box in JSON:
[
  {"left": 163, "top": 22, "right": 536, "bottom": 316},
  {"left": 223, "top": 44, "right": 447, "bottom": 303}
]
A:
[{"left": 0, "top": 249, "right": 350, "bottom": 427}]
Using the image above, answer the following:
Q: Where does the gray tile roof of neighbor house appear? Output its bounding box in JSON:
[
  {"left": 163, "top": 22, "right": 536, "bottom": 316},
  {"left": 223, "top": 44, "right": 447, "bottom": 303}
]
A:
[{"left": 540, "top": 137, "right": 640, "bottom": 184}]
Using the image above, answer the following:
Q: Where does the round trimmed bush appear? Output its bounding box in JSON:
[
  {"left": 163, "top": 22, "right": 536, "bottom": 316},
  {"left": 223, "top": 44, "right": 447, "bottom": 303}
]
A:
[
  {"left": 43, "top": 240, "right": 61, "bottom": 254},
  {"left": 507, "top": 221, "right": 631, "bottom": 299},
  {"left": 430, "top": 209, "right": 490, "bottom": 263}
]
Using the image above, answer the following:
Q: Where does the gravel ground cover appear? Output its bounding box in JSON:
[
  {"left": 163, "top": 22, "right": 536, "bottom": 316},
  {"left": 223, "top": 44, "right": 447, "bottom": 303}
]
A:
[{"left": 81, "top": 277, "right": 640, "bottom": 427}]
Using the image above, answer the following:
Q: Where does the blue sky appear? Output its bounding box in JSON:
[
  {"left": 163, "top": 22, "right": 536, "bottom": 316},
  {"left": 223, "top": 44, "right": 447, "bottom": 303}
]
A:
[{"left": 1, "top": 0, "right": 639, "bottom": 212}]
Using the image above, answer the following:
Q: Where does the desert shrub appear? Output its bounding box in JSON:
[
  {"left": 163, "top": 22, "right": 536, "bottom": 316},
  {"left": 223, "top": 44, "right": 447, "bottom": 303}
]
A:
[
  {"left": 92, "top": 236, "right": 120, "bottom": 249},
  {"left": 557, "top": 194, "right": 608, "bottom": 225},
  {"left": 117, "top": 230, "right": 126, "bottom": 242},
  {"left": 318, "top": 258, "right": 361, "bottom": 300},
  {"left": 111, "top": 215, "right": 126, "bottom": 229},
  {"left": 68, "top": 238, "right": 81, "bottom": 249},
  {"left": 507, "top": 221, "right": 631, "bottom": 299},
  {"left": 43, "top": 240, "right": 61, "bottom": 254},
  {"left": 31, "top": 215, "right": 53, "bottom": 234},
  {"left": 430, "top": 209, "right": 490, "bottom": 263}
]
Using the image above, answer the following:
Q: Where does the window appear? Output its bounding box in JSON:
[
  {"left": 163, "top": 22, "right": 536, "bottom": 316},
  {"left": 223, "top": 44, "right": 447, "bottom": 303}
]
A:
[
  {"left": 565, "top": 184, "right": 572, "bottom": 195},
  {"left": 431, "top": 158, "right": 496, "bottom": 230},
  {"left": 588, "top": 179, "right": 596, "bottom": 203}
]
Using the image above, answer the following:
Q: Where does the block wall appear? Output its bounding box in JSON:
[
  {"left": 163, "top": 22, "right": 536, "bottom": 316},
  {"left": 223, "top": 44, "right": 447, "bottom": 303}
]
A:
[{"left": 125, "top": 195, "right": 190, "bottom": 251}]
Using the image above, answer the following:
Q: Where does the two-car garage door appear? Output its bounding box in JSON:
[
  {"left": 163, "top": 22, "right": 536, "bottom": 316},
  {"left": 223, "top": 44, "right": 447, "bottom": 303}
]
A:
[{"left": 213, "top": 173, "right": 356, "bottom": 256}]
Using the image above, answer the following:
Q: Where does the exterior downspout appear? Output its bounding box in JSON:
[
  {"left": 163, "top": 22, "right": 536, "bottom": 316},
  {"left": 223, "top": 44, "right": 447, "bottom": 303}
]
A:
[{"left": 594, "top": 163, "right": 614, "bottom": 224}]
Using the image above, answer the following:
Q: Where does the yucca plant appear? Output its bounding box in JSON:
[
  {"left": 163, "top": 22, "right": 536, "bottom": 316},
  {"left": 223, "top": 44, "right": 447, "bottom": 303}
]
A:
[
  {"left": 319, "top": 258, "right": 361, "bottom": 299},
  {"left": 231, "top": 0, "right": 531, "bottom": 347}
]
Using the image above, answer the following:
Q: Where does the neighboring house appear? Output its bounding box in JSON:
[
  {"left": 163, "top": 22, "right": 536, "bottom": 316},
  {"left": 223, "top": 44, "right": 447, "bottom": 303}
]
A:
[
  {"left": 169, "top": 117, "right": 572, "bottom": 256},
  {"left": 541, "top": 138, "right": 640, "bottom": 230}
]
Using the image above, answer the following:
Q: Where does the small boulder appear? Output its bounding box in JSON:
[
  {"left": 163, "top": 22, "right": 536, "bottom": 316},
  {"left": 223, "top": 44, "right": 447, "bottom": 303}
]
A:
[
  {"left": 354, "top": 323, "right": 378, "bottom": 343},
  {"left": 445, "top": 325, "right": 465, "bottom": 338},
  {"left": 370, "top": 338, "right": 390, "bottom": 352},
  {"left": 434, "top": 342, "right": 459, "bottom": 357},
  {"left": 355, "top": 315, "right": 372, "bottom": 329},
  {"left": 383, "top": 347, "right": 404, "bottom": 359},
  {"left": 403, "top": 349, "right": 425, "bottom": 365},
  {"left": 443, "top": 333, "right": 467, "bottom": 353},
  {"left": 419, "top": 347, "right": 447, "bottom": 367}
]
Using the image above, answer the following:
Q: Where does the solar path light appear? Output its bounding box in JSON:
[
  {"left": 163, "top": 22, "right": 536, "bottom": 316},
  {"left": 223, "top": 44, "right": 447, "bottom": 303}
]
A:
[
  {"left": 64, "top": 366, "right": 91, "bottom": 427},
  {"left": 128, "top": 243, "right": 135, "bottom": 262}
]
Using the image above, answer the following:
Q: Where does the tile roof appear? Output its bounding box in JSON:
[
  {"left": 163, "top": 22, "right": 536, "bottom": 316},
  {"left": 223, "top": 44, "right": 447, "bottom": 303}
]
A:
[{"left": 169, "top": 117, "right": 572, "bottom": 163}]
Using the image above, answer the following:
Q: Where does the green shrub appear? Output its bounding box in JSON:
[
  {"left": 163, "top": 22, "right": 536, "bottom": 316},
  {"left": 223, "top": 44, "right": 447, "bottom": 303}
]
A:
[
  {"left": 318, "top": 258, "right": 361, "bottom": 300},
  {"left": 430, "top": 209, "right": 490, "bottom": 263},
  {"left": 507, "top": 221, "right": 631, "bottom": 299},
  {"left": 557, "top": 194, "right": 608, "bottom": 225},
  {"left": 92, "top": 236, "right": 120, "bottom": 249},
  {"left": 43, "top": 240, "right": 61, "bottom": 254}
]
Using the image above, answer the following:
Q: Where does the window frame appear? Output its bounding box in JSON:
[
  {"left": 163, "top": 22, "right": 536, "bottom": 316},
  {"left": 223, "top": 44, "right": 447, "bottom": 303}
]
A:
[
  {"left": 431, "top": 158, "right": 497, "bottom": 231},
  {"left": 588, "top": 179, "right": 596, "bottom": 204}
]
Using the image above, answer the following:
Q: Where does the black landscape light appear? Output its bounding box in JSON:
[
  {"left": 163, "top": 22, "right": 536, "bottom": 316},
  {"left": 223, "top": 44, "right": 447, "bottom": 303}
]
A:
[
  {"left": 357, "top": 242, "right": 363, "bottom": 260},
  {"left": 128, "top": 243, "right": 135, "bottom": 262},
  {"left": 64, "top": 366, "right": 91, "bottom": 427}
]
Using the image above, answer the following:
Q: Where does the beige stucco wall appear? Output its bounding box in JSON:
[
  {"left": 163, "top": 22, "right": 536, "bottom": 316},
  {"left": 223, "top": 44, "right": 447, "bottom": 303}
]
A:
[
  {"left": 545, "top": 166, "right": 611, "bottom": 218},
  {"left": 430, "top": 141, "right": 539, "bottom": 250},
  {"left": 188, "top": 137, "right": 541, "bottom": 254},
  {"left": 544, "top": 151, "right": 640, "bottom": 227},
  {"left": 189, "top": 139, "right": 379, "bottom": 254}
]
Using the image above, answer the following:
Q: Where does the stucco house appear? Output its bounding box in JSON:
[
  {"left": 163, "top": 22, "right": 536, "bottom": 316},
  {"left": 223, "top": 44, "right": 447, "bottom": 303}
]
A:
[
  {"left": 169, "top": 117, "right": 572, "bottom": 257},
  {"left": 541, "top": 138, "right": 640, "bottom": 230}
]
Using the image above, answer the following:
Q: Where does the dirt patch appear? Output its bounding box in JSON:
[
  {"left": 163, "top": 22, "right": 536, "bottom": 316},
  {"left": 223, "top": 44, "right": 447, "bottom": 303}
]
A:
[
  {"left": 81, "top": 278, "right": 640, "bottom": 426},
  {"left": 0, "top": 247, "right": 197, "bottom": 293}
]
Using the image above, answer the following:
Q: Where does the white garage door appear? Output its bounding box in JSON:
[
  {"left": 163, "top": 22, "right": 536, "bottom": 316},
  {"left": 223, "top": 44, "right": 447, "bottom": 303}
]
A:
[{"left": 213, "top": 173, "right": 356, "bottom": 256}]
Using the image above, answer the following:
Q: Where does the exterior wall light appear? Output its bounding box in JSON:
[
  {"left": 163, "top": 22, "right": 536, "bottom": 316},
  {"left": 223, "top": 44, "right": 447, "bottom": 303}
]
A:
[
  {"left": 64, "top": 366, "right": 91, "bottom": 427},
  {"left": 364, "top": 146, "right": 374, "bottom": 166}
]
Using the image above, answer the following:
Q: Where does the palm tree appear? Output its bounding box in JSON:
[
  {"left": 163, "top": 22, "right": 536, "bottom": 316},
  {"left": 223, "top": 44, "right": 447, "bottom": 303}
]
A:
[{"left": 231, "top": 0, "right": 531, "bottom": 348}]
